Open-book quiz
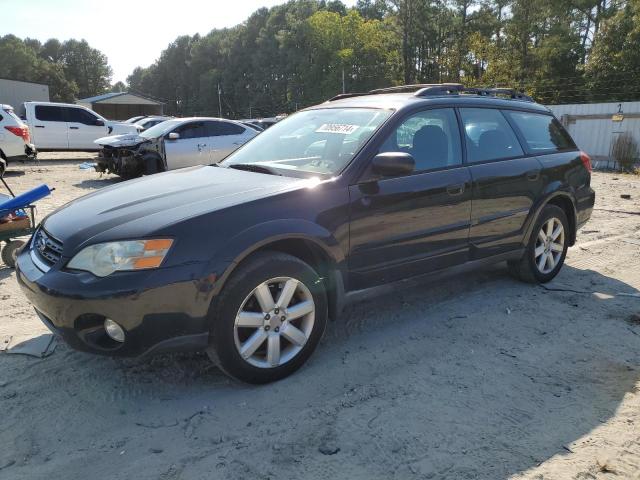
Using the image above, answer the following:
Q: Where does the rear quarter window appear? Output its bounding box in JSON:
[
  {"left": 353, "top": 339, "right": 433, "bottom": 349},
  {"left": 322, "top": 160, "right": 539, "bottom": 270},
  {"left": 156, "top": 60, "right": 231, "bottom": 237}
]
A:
[{"left": 504, "top": 111, "right": 576, "bottom": 154}]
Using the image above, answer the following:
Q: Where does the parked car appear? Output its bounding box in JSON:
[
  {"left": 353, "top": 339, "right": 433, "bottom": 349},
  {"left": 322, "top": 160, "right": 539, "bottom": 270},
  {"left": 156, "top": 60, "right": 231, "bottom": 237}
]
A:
[
  {"left": 0, "top": 104, "right": 36, "bottom": 172},
  {"left": 124, "top": 115, "right": 147, "bottom": 124},
  {"left": 20, "top": 102, "right": 138, "bottom": 151},
  {"left": 16, "top": 84, "right": 595, "bottom": 384},
  {"left": 240, "top": 121, "right": 264, "bottom": 132},
  {"left": 94, "top": 117, "right": 258, "bottom": 179},
  {"left": 133, "top": 116, "right": 173, "bottom": 132}
]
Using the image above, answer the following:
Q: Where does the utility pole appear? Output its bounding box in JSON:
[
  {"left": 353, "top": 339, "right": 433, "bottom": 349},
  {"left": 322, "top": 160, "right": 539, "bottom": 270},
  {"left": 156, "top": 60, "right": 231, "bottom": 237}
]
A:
[{"left": 217, "top": 83, "right": 222, "bottom": 118}]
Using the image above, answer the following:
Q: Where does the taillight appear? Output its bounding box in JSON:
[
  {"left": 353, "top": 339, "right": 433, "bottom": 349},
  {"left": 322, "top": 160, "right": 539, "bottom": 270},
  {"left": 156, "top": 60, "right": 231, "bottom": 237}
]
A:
[
  {"left": 580, "top": 151, "right": 592, "bottom": 172},
  {"left": 4, "top": 125, "right": 30, "bottom": 143}
]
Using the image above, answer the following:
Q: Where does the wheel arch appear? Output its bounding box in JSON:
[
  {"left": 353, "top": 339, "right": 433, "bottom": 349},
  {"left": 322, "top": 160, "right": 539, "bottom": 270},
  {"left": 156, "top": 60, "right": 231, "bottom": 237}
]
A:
[
  {"left": 141, "top": 151, "right": 165, "bottom": 175},
  {"left": 209, "top": 222, "right": 347, "bottom": 321},
  {"left": 525, "top": 191, "right": 578, "bottom": 247}
]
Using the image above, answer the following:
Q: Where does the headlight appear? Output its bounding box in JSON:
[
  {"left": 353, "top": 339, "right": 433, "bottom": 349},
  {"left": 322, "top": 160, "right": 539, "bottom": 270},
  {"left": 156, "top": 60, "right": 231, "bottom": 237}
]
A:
[{"left": 67, "top": 239, "right": 173, "bottom": 277}]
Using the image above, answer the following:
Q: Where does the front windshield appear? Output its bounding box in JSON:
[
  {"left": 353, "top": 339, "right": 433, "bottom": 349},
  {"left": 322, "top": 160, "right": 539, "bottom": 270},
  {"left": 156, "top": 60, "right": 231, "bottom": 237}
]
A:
[
  {"left": 221, "top": 108, "right": 392, "bottom": 177},
  {"left": 140, "top": 119, "right": 182, "bottom": 139}
]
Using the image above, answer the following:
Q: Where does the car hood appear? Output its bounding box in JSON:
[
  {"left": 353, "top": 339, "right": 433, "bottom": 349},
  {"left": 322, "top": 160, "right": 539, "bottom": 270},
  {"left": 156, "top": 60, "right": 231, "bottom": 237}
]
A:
[
  {"left": 95, "top": 133, "right": 148, "bottom": 147},
  {"left": 42, "top": 166, "right": 306, "bottom": 256}
]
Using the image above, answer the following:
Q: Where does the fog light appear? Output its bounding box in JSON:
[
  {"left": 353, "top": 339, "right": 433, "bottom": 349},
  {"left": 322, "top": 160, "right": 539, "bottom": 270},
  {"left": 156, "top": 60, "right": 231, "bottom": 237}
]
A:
[{"left": 104, "top": 318, "right": 125, "bottom": 343}]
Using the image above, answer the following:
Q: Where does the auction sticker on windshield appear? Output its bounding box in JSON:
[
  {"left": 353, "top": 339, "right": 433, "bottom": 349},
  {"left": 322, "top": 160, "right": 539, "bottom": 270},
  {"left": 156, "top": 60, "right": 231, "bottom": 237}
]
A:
[{"left": 316, "top": 124, "right": 359, "bottom": 134}]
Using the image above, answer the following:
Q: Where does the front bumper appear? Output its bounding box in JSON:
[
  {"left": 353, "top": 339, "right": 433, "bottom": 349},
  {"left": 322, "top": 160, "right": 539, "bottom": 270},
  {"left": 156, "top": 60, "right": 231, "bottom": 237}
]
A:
[{"left": 15, "top": 241, "right": 222, "bottom": 357}]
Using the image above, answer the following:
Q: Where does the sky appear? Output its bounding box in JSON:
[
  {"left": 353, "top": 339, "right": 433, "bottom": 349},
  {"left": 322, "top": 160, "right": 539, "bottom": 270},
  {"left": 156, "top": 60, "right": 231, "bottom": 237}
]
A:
[{"left": 1, "top": 0, "right": 357, "bottom": 84}]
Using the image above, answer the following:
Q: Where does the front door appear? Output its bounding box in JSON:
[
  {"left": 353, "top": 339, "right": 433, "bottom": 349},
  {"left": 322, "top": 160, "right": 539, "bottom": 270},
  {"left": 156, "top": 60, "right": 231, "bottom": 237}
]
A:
[
  {"left": 348, "top": 108, "right": 472, "bottom": 290},
  {"left": 64, "top": 107, "right": 109, "bottom": 150},
  {"left": 164, "top": 121, "right": 210, "bottom": 170}
]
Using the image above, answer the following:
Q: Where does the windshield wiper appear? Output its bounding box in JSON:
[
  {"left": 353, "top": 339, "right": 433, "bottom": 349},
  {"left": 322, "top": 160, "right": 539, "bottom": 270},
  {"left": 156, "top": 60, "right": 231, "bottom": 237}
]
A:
[{"left": 226, "top": 163, "right": 282, "bottom": 176}]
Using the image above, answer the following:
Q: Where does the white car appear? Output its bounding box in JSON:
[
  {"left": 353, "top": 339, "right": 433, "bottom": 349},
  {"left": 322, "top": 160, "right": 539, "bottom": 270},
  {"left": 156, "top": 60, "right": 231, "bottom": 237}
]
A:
[
  {"left": 124, "top": 115, "right": 147, "bottom": 124},
  {"left": 133, "top": 116, "right": 173, "bottom": 131},
  {"left": 0, "top": 104, "right": 36, "bottom": 173},
  {"left": 94, "top": 117, "right": 258, "bottom": 178},
  {"left": 20, "top": 102, "right": 139, "bottom": 151}
]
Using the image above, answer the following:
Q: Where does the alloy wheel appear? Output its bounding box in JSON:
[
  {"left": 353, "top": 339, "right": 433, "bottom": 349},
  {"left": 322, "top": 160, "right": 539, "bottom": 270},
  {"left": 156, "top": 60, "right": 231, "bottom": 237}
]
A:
[
  {"left": 233, "top": 276, "right": 315, "bottom": 368},
  {"left": 534, "top": 217, "right": 565, "bottom": 274}
]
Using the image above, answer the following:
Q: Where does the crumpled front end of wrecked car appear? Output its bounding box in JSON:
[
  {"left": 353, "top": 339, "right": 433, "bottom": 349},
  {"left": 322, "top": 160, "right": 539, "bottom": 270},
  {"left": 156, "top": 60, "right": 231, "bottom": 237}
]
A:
[{"left": 95, "top": 136, "right": 151, "bottom": 177}]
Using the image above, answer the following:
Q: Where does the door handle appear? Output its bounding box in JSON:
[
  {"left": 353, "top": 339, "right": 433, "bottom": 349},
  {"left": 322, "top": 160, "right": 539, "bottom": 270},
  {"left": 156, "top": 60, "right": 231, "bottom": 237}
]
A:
[
  {"left": 35, "top": 125, "right": 45, "bottom": 128},
  {"left": 446, "top": 183, "right": 465, "bottom": 196},
  {"left": 526, "top": 169, "right": 540, "bottom": 181},
  {"left": 69, "top": 126, "right": 79, "bottom": 130}
]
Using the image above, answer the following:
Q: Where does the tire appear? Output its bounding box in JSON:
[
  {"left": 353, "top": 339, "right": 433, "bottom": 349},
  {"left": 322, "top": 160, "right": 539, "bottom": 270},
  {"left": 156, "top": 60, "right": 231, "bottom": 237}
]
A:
[
  {"left": 2, "top": 240, "right": 25, "bottom": 268},
  {"left": 207, "top": 251, "right": 328, "bottom": 384},
  {"left": 508, "top": 204, "right": 569, "bottom": 283},
  {"left": 143, "top": 153, "right": 163, "bottom": 176}
]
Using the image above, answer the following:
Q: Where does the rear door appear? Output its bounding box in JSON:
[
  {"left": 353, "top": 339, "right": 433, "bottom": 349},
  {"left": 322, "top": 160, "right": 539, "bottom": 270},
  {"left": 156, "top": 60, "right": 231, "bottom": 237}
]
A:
[
  {"left": 503, "top": 109, "right": 587, "bottom": 223},
  {"left": 348, "top": 107, "right": 472, "bottom": 290},
  {"left": 207, "top": 121, "right": 254, "bottom": 163},
  {"left": 460, "top": 107, "right": 544, "bottom": 258},
  {"left": 164, "top": 121, "right": 209, "bottom": 169},
  {"left": 64, "top": 107, "right": 109, "bottom": 150},
  {"left": 31, "top": 105, "right": 68, "bottom": 149}
]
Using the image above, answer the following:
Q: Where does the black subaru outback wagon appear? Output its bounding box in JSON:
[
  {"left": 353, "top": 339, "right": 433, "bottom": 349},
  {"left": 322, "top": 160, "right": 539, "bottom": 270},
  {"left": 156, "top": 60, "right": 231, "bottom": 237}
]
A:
[{"left": 16, "top": 84, "right": 595, "bottom": 383}]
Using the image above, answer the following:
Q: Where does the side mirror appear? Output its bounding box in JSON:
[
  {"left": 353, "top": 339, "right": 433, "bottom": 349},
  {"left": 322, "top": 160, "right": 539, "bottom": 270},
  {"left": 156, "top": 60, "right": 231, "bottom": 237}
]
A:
[
  {"left": 167, "top": 132, "right": 180, "bottom": 140},
  {"left": 94, "top": 119, "right": 105, "bottom": 127},
  {"left": 371, "top": 152, "right": 415, "bottom": 177}
]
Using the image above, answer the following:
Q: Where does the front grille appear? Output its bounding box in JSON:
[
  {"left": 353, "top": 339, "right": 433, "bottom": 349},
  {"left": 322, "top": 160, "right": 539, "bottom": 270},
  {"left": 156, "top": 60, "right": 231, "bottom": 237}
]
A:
[{"left": 32, "top": 228, "right": 64, "bottom": 266}]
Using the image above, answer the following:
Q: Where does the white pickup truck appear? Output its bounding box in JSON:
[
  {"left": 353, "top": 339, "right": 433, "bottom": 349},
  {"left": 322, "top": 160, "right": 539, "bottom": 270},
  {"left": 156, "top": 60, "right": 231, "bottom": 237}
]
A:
[{"left": 20, "top": 102, "right": 139, "bottom": 151}]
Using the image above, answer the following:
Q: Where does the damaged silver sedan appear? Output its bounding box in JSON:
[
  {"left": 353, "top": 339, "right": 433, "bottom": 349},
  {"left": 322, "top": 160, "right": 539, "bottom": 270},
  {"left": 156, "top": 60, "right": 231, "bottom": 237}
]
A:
[{"left": 94, "top": 117, "right": 258, "bottom": 179}]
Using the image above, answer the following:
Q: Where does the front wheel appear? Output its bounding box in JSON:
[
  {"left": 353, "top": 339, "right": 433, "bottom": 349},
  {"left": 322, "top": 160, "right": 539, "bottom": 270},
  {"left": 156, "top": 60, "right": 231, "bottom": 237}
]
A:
[
  {"left": 508, "top": 204, "right": 569, "bottom": 283},
  {"left": 207, "top": 251, "right": 328, "bottom": 384}
]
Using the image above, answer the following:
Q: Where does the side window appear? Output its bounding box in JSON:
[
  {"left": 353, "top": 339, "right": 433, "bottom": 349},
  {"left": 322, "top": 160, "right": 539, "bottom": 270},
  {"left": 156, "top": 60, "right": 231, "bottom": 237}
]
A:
[
  {"left": 379, "top": 108, "right": 462, "bottom": 172},
  {"left": 175, "top": 122, "right": 207, "bottom": 139},
  {"left": 504, "top": 111, "right": 576, "bottom": 153},
  {"left": 205, "top": 121, "right": 245, "bottom": 136},
  {"left": 65, "top": 107, "right": 100, "bottom": 125},
  {"left": 35, "top": 105, "right": 65, "bottom": 122},
  {"left": 218, "top": 122, "right": 245, "bottom": 136},
  {"left": 459, "top": 108, "right": 524, "bottom": 163}
]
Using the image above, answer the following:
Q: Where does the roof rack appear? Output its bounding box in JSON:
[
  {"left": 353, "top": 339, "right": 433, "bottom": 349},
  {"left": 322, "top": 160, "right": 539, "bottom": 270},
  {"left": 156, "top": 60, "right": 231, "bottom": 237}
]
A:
[
  {"left": 327, "top": 92, "right": 370, "bottom": 102},
  {"left": 369, "top": 83, "right": 463, "bottom": 94},
  {"left": 326, "top": 83, "right": 533, "bottom": 102}
]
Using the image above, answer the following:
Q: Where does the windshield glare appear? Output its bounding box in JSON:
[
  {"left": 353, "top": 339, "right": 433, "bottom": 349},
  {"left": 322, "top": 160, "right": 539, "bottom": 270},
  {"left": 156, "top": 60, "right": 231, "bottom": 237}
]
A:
[
  {"left": 221, "top": 108, "right": 392, "bottom": 176},
  {"left": 140, "top": 119, "right": 182, "bottom": 139}
]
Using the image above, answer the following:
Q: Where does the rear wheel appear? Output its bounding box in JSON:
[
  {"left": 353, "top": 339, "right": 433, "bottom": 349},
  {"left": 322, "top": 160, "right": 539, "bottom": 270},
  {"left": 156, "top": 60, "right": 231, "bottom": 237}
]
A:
[
  {"left": 2, "top": 240, "right": 25, "bottom": 268},
  {"left": 207, "top": 251, "right": 328, "bottom": 384},
  {"left": 508, "top": 204, "right": 569, "bottom": 283}
]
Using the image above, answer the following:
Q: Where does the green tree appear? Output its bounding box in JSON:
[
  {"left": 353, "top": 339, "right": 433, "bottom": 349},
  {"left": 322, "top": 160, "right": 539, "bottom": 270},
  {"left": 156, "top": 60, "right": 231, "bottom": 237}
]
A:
[
  {"left": 585, "top": 0, "right": 640, "bottom": 101},
  {"left": 59, "top": 39, "right": 113, "bottom": 98}
]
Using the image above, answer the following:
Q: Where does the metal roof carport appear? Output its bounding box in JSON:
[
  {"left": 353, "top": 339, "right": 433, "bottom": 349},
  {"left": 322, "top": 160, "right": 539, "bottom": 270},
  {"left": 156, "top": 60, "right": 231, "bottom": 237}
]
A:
[{"left": 77, "top": 92, "right": 164, "bottom": 120}]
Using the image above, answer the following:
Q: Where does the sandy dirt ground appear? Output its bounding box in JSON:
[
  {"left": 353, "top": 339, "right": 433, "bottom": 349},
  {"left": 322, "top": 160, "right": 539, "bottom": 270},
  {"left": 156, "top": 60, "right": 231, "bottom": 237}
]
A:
[{"left": 0, "top": 153, "right": 639, "bottom": 480}]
